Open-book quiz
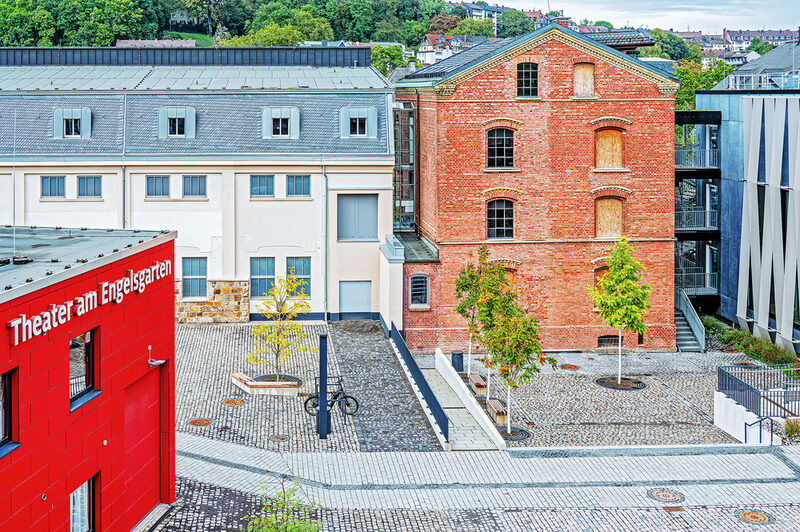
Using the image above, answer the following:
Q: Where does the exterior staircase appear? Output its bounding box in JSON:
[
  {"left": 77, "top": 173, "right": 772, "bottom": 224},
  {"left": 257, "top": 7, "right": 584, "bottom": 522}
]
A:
[{"left": 675, "top": 309, "right": 703, "bottom": 352}]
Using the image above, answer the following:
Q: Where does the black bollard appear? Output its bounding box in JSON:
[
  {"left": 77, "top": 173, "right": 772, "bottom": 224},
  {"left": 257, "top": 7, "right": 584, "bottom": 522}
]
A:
[{"left": 318, "top": 333, "right": 328, "bottom": 439}]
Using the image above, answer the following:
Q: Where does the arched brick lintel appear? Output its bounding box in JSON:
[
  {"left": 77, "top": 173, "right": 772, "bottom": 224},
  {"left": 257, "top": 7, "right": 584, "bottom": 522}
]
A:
[
  {"left": 482, "top": 117, "right": 522, "bottom": 131},
  {"left": 590, "top": 186, "right": 632, "bottom": 200},
  {"left": 482, "top": 187, "right": 523, "bottom": 201}
]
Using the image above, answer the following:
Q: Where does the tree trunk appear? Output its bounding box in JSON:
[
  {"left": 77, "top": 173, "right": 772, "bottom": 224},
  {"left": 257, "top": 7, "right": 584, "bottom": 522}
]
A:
[
  {"left": 617, "top": 328, "right": 622, "bottom": 384},
  {"left": 466, "top": 334, "right": 472, "bottom": 377},
  {"left": 506, "top": 386, "right": 511, "bottom": 434},
  {"left": 207, "top": 5, "right": 212, "bottom": 36}
]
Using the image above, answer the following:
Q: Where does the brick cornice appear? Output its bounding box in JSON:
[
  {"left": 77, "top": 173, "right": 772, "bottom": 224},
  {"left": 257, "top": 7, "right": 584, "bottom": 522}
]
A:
[
  {"left": 481, "top": 186, "right": 523, "bottom": 200},
  {"left": 481, "top": 117, "right": 523, "bottom": 130},
  {"left": 590, "top": 186, "right": 632, "bottom": 199},
  {"left": 433, "top": 29, "right": 680, "bottom": 96}
]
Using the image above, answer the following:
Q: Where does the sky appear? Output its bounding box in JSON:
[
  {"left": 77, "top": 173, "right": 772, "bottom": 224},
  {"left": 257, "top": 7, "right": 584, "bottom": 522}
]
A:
[{"left": 500, "top": 0, "right": 800, "bottom": 34}]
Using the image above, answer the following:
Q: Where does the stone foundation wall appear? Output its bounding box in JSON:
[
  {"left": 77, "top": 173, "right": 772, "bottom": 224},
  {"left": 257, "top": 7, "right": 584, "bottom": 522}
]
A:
[{"left": 175, "top": 280, "right": 250, "bottom": 323}]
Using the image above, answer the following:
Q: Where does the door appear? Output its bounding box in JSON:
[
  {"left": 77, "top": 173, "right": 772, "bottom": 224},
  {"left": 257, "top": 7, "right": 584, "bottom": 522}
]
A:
[
  {"left": 706, "top": 245, "right": 719, "bottom": 290},
  {"left": 705, "top": 183, "right": 719, "bottom": 228},
  {"left": 123, "top": 370, "right": 161, "bottom": 529},
  {"left": 339, "top": 281, "right": 372, "bottom": 320}
]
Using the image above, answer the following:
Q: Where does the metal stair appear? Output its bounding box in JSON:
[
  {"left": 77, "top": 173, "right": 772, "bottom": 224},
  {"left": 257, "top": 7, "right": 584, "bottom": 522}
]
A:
[{"left": 675, "top": 309, "right": 703, "bottom": 352}]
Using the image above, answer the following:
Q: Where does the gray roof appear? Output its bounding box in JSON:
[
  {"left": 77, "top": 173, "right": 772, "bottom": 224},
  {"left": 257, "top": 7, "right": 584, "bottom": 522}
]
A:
[
  {"left": 403, "top": 39, "right": 510, "bottom": 80},
  {"left": 731, "top": 43, "right": 800, "bottom": 74},
  {"left": 0, "top": 226, "right": 174, "bottom": 299},
  {"left": 0, "top": 65, "right": 390, "bottom": 92},
  {"left": 588, "top": 29, "right": 654, "bottom": 48}
]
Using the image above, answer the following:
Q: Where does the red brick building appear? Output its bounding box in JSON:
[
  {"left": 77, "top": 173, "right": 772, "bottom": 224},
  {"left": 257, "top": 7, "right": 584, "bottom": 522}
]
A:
[
  {"left": 395, "top": 24, "right": 679, "bottom": 352},
  {"left": 0, "top": 227, "right": 176, "bottom": 531}
]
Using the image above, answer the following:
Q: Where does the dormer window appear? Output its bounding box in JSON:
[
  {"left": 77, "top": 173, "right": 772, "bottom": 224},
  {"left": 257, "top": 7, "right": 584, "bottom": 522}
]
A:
[
  {"left": 64, "top": 118, "right": 80, "bottom": 138},
  {"left": 168, "top": 117, "right": 185, "bottom": 137},
  {"left": 350, "top": 117, "right": 367, "bottom": 136}
]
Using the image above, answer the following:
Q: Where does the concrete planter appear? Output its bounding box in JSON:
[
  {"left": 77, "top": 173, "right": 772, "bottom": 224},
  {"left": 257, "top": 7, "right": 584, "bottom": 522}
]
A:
[{"left": 231, "top": 372, "right": 300, "bottom": 397}]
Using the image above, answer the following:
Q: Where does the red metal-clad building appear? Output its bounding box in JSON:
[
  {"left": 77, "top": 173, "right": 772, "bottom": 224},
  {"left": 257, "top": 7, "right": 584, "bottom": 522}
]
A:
[
  {"left": 395, "top": 24, "right": 679, "bottom": 352},
  {"left": 0, "top": 226, "right": 176, "bottom": 531}
]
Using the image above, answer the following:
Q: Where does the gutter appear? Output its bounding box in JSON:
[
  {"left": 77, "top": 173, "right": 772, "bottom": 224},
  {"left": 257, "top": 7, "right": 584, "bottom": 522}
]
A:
[
  {"left": 322, "top": 164, "right": 329, "bottom": 321},
  {"left": 121, "top": 94, "right": 127, "bottom": 228}
]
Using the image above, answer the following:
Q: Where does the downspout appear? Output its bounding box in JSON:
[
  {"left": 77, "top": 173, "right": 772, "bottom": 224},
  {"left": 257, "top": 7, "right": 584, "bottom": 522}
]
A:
[
  {"left": 121, "top": 94, "right": 127, "bottom": 228},
  {"left": 414, "top": 88, "right": 421, "bottom": 236},
  {"left": 322, "top": 163, "right": 329, "bottom": 321}
]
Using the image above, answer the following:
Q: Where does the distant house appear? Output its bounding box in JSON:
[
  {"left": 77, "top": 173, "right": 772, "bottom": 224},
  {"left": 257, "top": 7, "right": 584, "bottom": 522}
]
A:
[
  {"left": 716, "top": 50, "right": 761, "bottom": 67},
  {"left": 302, "top": 40, "right": 349, "bottom": 47},
  {"left": 724, "top": 29, "right": 798, "bottom": 51},
  {"left": 638, "top": 56, "right": 677, "bottom": 75},
  {"left": 416, "top": 34, "right": 492, "bottom": 65},
  {"left": 450, "top": 2, "right": 513, "bottom": 35},
  {"left": 116, "top": 39, "right": 196, "bottom": 47},
  {"left": 169, "top": 10, "right": 197, "bottom": 25}
]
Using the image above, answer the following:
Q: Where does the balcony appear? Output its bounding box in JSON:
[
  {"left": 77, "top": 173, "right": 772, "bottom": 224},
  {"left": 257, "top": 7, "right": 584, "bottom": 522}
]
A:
[
  {"left": 675, "top": 209, "right": 719, "bottom": 231},
  {"left": 675, "top": 269, "right": 719, "bottom": 296},
  {"left": 725, "top": 70, "right": 800, "bottom": 90},
  {"left": 675, "top": 146, "right": 719, "bottom": 169}
]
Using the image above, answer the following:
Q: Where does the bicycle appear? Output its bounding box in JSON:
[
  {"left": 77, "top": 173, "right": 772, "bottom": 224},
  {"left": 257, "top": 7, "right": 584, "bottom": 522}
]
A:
[{"left": 304, "top": 391, "right": 359, "bottom": 416}]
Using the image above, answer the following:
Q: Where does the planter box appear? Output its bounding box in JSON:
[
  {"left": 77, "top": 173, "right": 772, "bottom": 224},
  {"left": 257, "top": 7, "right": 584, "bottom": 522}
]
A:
[{"left": 231, "top": 373, "right": 299, "bottom": 397}]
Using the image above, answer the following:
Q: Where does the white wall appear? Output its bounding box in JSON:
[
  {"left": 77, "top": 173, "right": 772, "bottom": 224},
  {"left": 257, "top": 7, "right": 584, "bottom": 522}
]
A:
[{"left": 23, "top": 170, "right": 121, "bottom": 229}]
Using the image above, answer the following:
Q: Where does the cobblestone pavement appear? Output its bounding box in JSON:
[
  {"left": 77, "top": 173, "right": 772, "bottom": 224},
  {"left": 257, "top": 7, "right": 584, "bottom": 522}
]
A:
[
  {"left": 458, "top": 350, "right": 750, "bottom": 447},
  {"left": 327, "top": 320, "right": 440, "bottom": 452},
  {"left": 176, "top": 322, "right": 438, "bottom": 453}
]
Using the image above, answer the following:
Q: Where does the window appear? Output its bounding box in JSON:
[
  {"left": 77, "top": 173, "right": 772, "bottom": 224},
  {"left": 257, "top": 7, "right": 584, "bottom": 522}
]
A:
[
  {"left": 250, "top": 175, "right": 274, "bottom": 197},
  {"left": 250, "top": 257, "right": 275, "bottom": 297},
  {"left": 594, "top": 266, "right": 609, "bottom": 287},
  {"left": 487, "top": 199, "right": 514, "bottom": 239},
  {"left": 262, "top": 107, "right": 299, "bottom": 139},
  {"left": 595, "top": 197, "right": 623, "bottom": 238},
  {"left": 287, "top": 175, "right": 310, "bottom": 197},
  {"left": 337, "top": 194, "right": 378, "bottom": 241},
  {"left": 573, "top": 63, "right": 595, "bottom": 98},
  {"left": 183, "top": 175, "right": 207, "bottom": 197},
  {"left": 0, "top": 371, "right": 11, "bottom": 448},
  {"left": 273, "top": 117, "right": 289, "bottom": 136},
  {"left": 350, "top": 117, "right": 367, "bottom": 136},
  {"left": 517, "top": 62, "right": 538, "bottom": 97},
  {"left": 69, "top": 330, "right": 95, "bottom": 402},
  {"left": 168, "top": 117, "right": 185, "bottom": 137},
  {"left": 409, "top": 275, "right": 430, "bottom": 308},
  {"left": 77, "top": 176, "right": 102, "bottom": 198},
  {"left": 598, "top": 335, "right": 620, "bottom": 347},
  {"left": 286, "top": 257, "right": 311, "bottom": 296},
  {"left": 182, "top": 257, "right": 207, "bottom": 298},
  {"left": 488, "top": 129, "right": 514, "bottom": 169},
  {"left": 41, "top": 176, "right": 65, "bottom": 198},
  {"left": 595, "top": 128, "right": 623, "bottom": 169},
  {"left": 146, "top": 175, "right": 170, "bottom": 197},
  {"left": 65, "top": 118, "right": 81, "bottom": 138},
  {"left": 339, "top": 107, "right": 377, "bottom": 138},
  {"left": 70, "top": 477, "right": 95, "bottom": 532}
]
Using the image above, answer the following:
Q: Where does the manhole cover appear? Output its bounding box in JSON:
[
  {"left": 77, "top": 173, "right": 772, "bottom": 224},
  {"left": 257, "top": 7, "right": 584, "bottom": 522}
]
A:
[
  {"left": 736, "top": 510, "right": 773, "bottom": 525},
  {"left": 223, "top": 398, "right": 245, "bottom": 406},
  {"left": 189, "top": 418, "right": 212, "bottom": 427},
  {"left": 560, "top": 364, "right": 580, "bottom": 370},
  {"left": 270, "top": 434, "right": 290, "bottom": 442},
  {"left": 595, "top": 377, "right": 647, "bottom": 390},
  {"left": 497, "top": 426, "right": 531, "bottom": 441},
  {"left": 647, "top": 488, "right": 685, "bottom": 503}
]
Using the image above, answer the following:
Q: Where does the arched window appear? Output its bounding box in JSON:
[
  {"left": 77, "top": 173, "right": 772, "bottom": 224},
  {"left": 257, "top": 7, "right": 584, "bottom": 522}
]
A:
[
  {"left": 488, "top": 129, "right": 514, "bottom": 169},
  {"left": 408, "top": 274, "right": 430, "bottom": 308},
  {"left": 595, "top": 197, "right": 623, "bottom": 238},
  {"left": 517, "top": 62, "right": 538, "bottom": 97},
  {"left": 595, "top": 128, "right": 623, "bottom": 169},
  {"left": 487, "top": 199, "right": 514, "bottom": 239},
  {"left": 573, "top": 63, "right": 595, "bottom": 98},
  {"left": 594, "top": 266, "right": 609, "bottom": 287}
]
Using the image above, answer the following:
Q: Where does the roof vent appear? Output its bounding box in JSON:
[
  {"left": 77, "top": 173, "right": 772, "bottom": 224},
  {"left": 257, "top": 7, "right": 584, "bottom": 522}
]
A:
[{"left": 12, "top": 256, "right": 32, "bottom": 265}]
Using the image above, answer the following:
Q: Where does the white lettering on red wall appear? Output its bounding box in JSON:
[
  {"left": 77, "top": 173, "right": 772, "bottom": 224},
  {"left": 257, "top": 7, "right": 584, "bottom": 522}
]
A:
[{"left": 6, "top": 259, "right": 172, "bottom": 347}]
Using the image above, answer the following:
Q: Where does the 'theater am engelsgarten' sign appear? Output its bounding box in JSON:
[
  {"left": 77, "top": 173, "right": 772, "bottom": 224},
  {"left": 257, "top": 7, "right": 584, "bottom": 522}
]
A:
[{"left": 6, "top": 259, "right": 172, "bottom": 347}]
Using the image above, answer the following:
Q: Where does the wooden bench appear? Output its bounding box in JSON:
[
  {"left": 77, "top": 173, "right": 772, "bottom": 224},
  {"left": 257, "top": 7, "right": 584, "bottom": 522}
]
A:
[
  {"left": 487, "top": 398, "right": 507, "bottom": 425},
  {"left": 469, "top": 373, "right": 487, "bottom": 395},
  {"left": 231, "top": 372, "right": 299, "bottom": 397}
]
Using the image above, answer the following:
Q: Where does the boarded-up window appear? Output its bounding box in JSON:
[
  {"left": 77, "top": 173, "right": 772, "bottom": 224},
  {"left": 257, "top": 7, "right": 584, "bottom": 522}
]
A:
[
  {"left": 595, "top": 128, "right": 623, "bottom": 169},
  {"left": 573, "top": 63, "right": 595, "bottom": 98},
  {"left": 595, "top": 198, "right": 623, "bottom": 238},
  {"left": 504, "top": 268, "right": 516, "bottom": 292}
]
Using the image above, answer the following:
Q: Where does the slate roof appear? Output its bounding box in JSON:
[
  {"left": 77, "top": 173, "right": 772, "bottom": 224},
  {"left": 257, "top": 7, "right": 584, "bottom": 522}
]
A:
[
  {"left": 0, "top": 65, "right": 390, "bottom": 92},
  {"left": 400, "top": 24, "right": 674, "bottom": 83},
  {"left": 588, "top": 29, "right": 654, "bottom": 49},
  {"left": 0, "top": 226, "right": 173, "bottom": 297},
  {"left": 730, "top": 43, "right": 800, "bottom": 74}
]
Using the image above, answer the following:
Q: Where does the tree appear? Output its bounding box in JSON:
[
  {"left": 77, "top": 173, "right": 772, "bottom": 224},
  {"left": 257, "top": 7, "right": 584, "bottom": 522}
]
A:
[
  {"left": 649, "top": 28, "right": 700, "bottom": 61},
  {"left": 402, "top": 18, "right": 428, "bottom": 47},
  {"left": 674, "top": 59, "right": 733, "bottom": 110},
  {"left": 418, "top": 0, "right": 444, "bottom": 20},
  {"left": 289, "top": 8, "right": 334, "bottom": 40},
  {"left": 326, "top": 0, "right": 375, "bottom": 42},
  {"left": 185, "top": 0, "right": 224, "bottom": 35},
  {"left": 372, "top": 18, "right": 405, "bottom": 42},
  {"left": 451, "top": 17, "right": 493, "bottom": 37},
  {"left": 587, "top": 238, "right": 651, "bottom": 384},
  {"left": 449, "top": 4, "right": 466, "bottom": 18},
  {"left": 428, "top": 12, "right": 460, "bottom": 34},
  {"left": 247, "top": 273, "right": 311, "bottom": 381},
  {"left": 245, "top": 478, "right": 322, "bottom": 532},
  {"left": 496, "top": 10, "right": 531, "bottom": 38},
  {"left": 0, "top": 0, "right": 55, "bottom": 46},
  {"left": 747, "top": 36, "right": 774, "bottom": 55},
  {"left": 593, "top": 20, "right": 612, "bottom": 29},
  {"left": 217, "top": 0, "right": 255, "bottom": 36},
  {"left": 55, "top": 0, "right": 144, "bottom": 46},
  {"left": 455, "top": 246, "right": 485, "bottom": 378},
  {"left": 637, "top": 43, "right": 669, "bottom": 59},
  {"left": 218, "top": 23, "right": 302, "bottom": 45},
  {"left": 396, "top": 0, "right": 418, "bottom": 21},
  {"left": 371, "top": 44, "right": 419, "bottom": 75}
]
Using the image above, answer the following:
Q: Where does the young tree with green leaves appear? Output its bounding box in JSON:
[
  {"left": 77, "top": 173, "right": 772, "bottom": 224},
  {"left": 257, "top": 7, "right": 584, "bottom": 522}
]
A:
[
  {"left": 0, "top": 0, "right": 55, "bottom": 46},
  {"left": 371, "top": 44, "right": 420, "bottom": 75},
  {"left": 247, "top": 273, "right": 312, "bottom": 381},
  {"left": 587, "top": 238, "right": 651, "bottom": 384},
  {"left": 674, "top": 59, "right": 733, "bottom": 110},
  {"left": 55, "top": 0, "right": 144, "bottom": 45},
  {"left": 218, "top": 23, "right": 302, "bottom": 46},
  {"left": 747, "top": 36, "right": 774, "bottom": 55},
  {"left": 496, "top": 10, "right": 532, "bottom": 38},
  {"left": 455, "top": 246, "right": 487, "bottom": 377},
  {"left": 451, "top": 17, "right": 493, "bottom": 37},
  {"left": 245, "top": 478, "right": 322, "bottom": 532},
  {"left": 593, "top": 20, "right": 612, "bottom": 29}
]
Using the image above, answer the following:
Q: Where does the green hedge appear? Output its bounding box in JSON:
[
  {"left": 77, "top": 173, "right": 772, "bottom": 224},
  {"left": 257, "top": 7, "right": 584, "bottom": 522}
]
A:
[{"left": 703, "top": 316, "right": 799, "bottom": 365}]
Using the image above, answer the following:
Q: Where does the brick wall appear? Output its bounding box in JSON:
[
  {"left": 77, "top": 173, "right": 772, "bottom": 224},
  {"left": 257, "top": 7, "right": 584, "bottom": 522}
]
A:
[
  {"left": 174, "top": 280, "right": 249, "bottom": 323},
  {"left": 400, "top": 37, "right": 676, "bottom": 352}
]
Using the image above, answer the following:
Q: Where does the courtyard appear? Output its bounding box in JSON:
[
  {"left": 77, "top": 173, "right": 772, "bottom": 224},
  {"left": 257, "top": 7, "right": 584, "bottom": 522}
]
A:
[{"left": 152, "top": 321, "right": 800, "bottom": 531}]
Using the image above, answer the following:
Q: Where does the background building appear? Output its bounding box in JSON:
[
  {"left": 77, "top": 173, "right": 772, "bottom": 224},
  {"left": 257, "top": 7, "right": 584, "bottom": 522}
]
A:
[
  {"left": 0, "top": 226, "right": 176, "bottom": 530},
  {"left": 395, "top": 24, "right": 679, "bottom": 352},
  {"left": 0, "top": 47, "right": 403, "bottom": 328}
]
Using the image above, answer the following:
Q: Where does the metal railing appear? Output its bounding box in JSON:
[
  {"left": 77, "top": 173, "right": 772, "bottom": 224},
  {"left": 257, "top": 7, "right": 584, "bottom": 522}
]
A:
[
  {"left": 744, "top": 417, "right": 775, "bottom": 445},
  {"left": 675, "top": 288, "right": 705, "bottom": 349},
  {"left": 390, "top": 323, "right": 449, "bottom": 443},
  {"left": 69, "top": 375, "right": 87, "bottom": 398},
  {"left": 675, "top": 271, "right": 719, "bottom": 295},
  {"left": 726, "top": 70, "right": 800, "bottom": 90},
  {"left": 675, "top": 209, "right": 720, "bottom": 230},
  {"left": 675, "top": 146, "right": 720, "bottom": 168},
  {"left": 718, "top": 364, "right": 800, "bottom": 418}
]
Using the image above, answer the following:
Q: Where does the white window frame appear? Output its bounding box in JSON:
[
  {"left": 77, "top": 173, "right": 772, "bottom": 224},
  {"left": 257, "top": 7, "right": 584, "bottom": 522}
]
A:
[
  {"left": 168, "top": 116, "right": 185, "bottom": 137},
  {"left": 64, "top": 117, "right": 81, "bottom": 138},
  {"left": 408, "top": 275, "right": 430, "bottom": 309}
]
